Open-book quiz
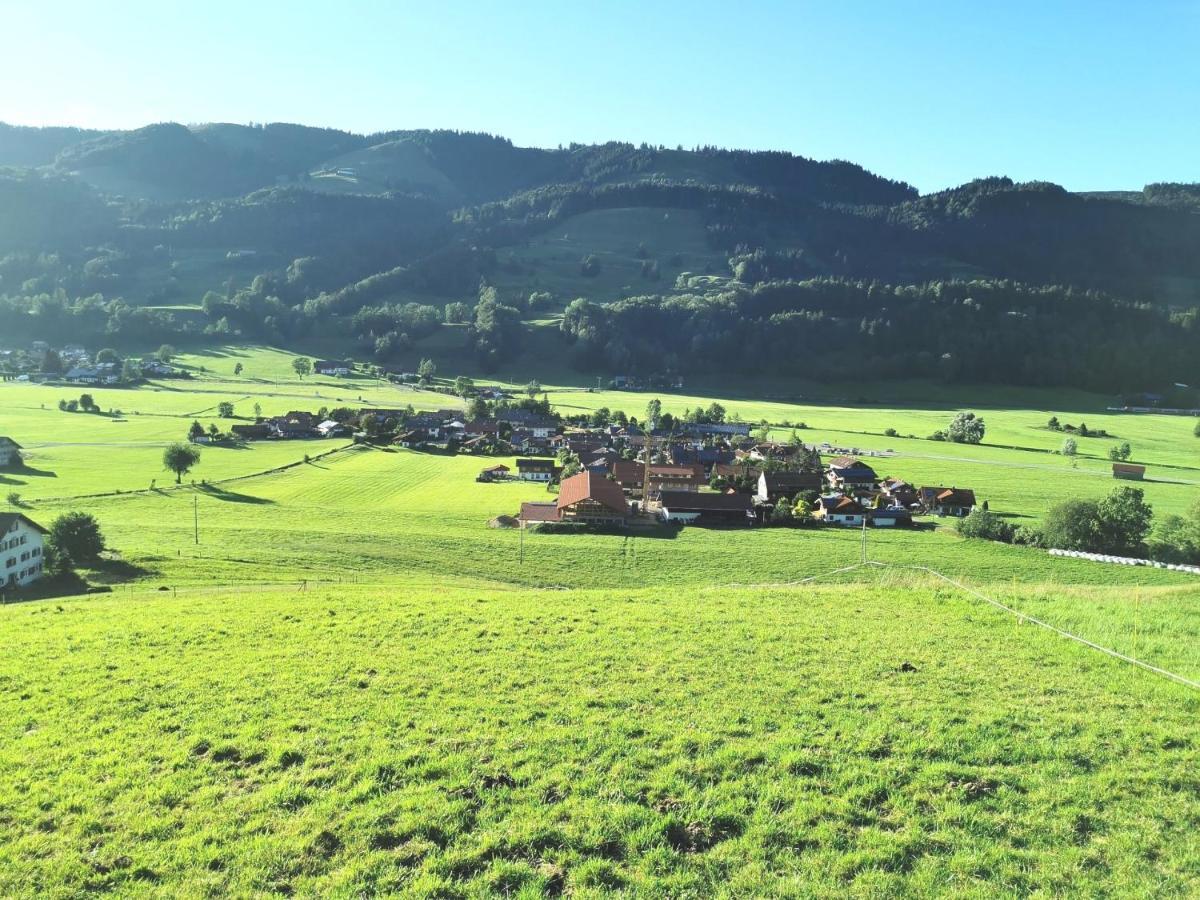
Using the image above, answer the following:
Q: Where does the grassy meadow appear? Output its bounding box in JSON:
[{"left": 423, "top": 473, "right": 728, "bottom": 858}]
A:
[
  {"left": 2, "top": 343, "right": 1199, "bottom": 896},
  {"left": 2, "top": 581, "right": 1198, "bottom": 897}
]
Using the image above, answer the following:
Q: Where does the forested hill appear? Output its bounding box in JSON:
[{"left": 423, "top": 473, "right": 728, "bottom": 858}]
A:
[{"left": 0, "top": 121, "right": 1198, "bottom": 392}]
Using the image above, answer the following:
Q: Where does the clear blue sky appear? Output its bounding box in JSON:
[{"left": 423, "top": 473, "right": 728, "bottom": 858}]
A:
[{"left": 3, "top": 0, "right": 1197, "bottom": 193}]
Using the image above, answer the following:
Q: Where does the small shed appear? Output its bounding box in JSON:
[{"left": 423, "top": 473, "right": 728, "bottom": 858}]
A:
[{"left": 1112, "top": 462, "right": 1146, "bottom": 480}]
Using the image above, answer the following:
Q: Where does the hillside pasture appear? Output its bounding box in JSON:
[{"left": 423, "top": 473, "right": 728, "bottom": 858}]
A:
[{"left": 1, "top": 581, "right": 1197, "bottom": 897}]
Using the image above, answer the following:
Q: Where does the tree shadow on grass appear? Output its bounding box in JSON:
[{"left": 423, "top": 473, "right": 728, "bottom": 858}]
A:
[
  {"left": 0, "top": 473, "right": 26, "bottom": 486},
  {"left": 198, "top": 484, "right": 276, "bottom": 505},
  {"left": 87, "top": 556, "right": 158, "bottom": 584}
]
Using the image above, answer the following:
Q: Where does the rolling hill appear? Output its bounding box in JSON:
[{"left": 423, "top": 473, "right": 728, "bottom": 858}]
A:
[{"left": 0, "top": 121, "right": 1198, "bottom": 395}]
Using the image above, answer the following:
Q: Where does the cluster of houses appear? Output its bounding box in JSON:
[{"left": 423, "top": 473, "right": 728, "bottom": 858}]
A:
[
  {"left": 496, "top": 421, "right": 980, "bottom": 530},
  {"left": 226, "top": 405, "right": 560, "bottom": 453},
  {"left": 2, "top": 342, "right": 183, "bottom": 384}
]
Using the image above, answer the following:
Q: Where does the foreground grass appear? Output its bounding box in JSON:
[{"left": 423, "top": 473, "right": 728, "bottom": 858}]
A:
[{"left": 2, "top": 582, "right": 1198, "bottom": 897}]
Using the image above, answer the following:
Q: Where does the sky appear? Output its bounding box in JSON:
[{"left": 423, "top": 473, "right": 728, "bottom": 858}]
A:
[{"left": 1, "top": 0, "right": 1197, "bottom": 193}]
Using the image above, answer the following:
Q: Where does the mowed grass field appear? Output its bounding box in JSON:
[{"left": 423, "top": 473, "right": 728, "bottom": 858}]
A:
[
  {"left": 3, "top": 343, "right": 1200, "bottom": 895},
  {"left": 2, "top": 582, "right": 1198, "bottom": 897}
]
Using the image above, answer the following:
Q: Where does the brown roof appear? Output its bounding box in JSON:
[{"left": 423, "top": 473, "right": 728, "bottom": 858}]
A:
[
  {"left": 1112, "top": 463, "right": 1146, "bottom": 474},
  {"left": 556, "top": 471, "right": 629, "bottom": 515},
  {"left": 482, "top": 464, "right": 510, "bottom": 473},
  {"left": 519, "top": 502, "right": 560, "bottom": 523},
  {"left": 817, "top": 495, "right": 865, "bottom": 515},
  {"left": 932, "top": 487, "right": 977, "bottom": 508}
]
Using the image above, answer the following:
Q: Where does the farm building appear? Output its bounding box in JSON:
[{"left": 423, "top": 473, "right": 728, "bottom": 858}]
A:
[
  {"left": 756, "top": 470, "right": 823, "bottom": 503},
  {"left": 1112, "top": 463, "right": 1146, "bottom": 480},
  {"left": 477, "top": 464, "right": 511, "bottom": 482},
  {"left": 0, "top": 437, "right": 23, "bottom": 468},
  {"left": 918, "top": 487, "right": 977, "bottom": 517},
  {"left": 611, "top": 460, "right": 706, "bottom": 496},
  {"left": 517, "top": 502, "right": 561, "bottom": 526},
  {"left": 0, "top": 513, "right": 48, "bottom": 589},
  {"left": 313, "top": 360, "right": 353, "bottom": 376},
  {"left": 869, "top": 507, "right": 913, "bottom": 528},
  {"left": 814, "top": 495, "right": 867, "bottom": 527},
  {"left": 658, "top": 491, "right": 754, "bottom": 526},
  {"left": 555, "top": 471, "right": 630, "bottom": 526}
]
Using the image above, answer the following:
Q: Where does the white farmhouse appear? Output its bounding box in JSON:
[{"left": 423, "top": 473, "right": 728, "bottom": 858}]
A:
[{"left": 1, "top": 513, "right": 48, "bottom": 589}]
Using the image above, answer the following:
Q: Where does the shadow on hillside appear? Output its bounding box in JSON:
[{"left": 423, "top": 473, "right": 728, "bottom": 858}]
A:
[
  {"left": 12, "top": 465, "right": 56, "bottom": 479},
  {"left": 0, "top": 473, "right": 25, "bottom": 485},
  {"left": 198, "top": 484, "right": 275, "bottom": 505},
  {"left": 89, "top": 556, "right": 157, "bottom": 583}
]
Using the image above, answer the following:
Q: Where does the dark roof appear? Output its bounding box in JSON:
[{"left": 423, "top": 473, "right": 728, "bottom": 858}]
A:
[
  {"left": 0, "top": 437, "right": 22, "bottom": 449},
  {"left": 516, "top": 458, "right": 557, "bottom": 470},
  {"left": 762, "top": 471, "right": 823, "bottom": 489},
  {"left": 659, "top": 491, "right": 753, "bottom": 512},
  {"left": 828, "top": 456, "right": 878, "bottom": 478},
  {"left": 0, "top": 513, "right": 48, "bottom": 535},
  {"left": 557, "top": 471, "right": 628, "bottom": 515}
]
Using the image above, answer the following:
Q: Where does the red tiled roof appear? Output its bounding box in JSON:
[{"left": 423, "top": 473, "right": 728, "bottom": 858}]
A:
[{"left": 556, "top": 471, "right": 628, "bottom": 515}]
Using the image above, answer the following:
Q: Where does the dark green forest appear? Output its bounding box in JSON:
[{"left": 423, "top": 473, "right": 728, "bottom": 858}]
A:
[{"left": 1, "top": 121, "right": 1197, "bottom": 391}]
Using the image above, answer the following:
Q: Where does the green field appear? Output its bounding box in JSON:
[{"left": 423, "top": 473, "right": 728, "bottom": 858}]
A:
[
  {"left": 2, "top": 344, "right": 1199, "bottom": 896},
  {"left": 2, "top": 581, "right": 1198, "bottom": 896}
]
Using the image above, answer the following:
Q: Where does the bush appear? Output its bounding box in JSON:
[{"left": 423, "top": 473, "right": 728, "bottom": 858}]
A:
[
  {"left": 928, "top": 430, "right": 947, "bottom": 442},
  {"left": 5, "top": 491, "right": 20, "bottom": 507},
  {"left": 955, "top": 509, "right": 1015, "bottom": 543},
  {"left": 884, "top": 427, "right": 898, "bottom": 437},
  {"left": 947, "top": 411, "right": 985, "bottom": 444},
  {"left": 1061, "top": 437, "right": 1077, "bottom": 456},
  {"left": 48, "top": 511, "right": 106, "bottom": 566}
]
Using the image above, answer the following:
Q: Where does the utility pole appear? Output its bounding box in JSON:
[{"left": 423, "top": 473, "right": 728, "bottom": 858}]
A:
[
  {"left": 519, "top": 524, "right": 524, "bottom": 566},
  {"left": 194, "top": 495, "right": 199, "bottom": 545}
]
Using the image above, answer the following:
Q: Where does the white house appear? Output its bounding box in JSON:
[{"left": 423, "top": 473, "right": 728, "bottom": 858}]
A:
[
  {"left": 0, "top": 437, "right": 22, "bottom": 468},
  {"left": 1, "top": 513, "right": 48, "bottom": 589},
  {"left": 814, "top": 494, "right": 866, "bottom": 527}
]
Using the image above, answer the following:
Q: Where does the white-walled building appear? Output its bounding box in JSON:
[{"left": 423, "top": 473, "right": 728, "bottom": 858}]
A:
[{"left": 1, "top": 513, "right": 48, "bottom": 589}]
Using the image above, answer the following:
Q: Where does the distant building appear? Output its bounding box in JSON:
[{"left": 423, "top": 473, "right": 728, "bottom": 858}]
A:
[
  {"left": 756, "top": 470, "right": 823, "bottom": 504},
  {"left": 814, "top": 495, "right": 866, "bottom": 527},
  {"left": 869, "top": 507, "right": 913, "bottom": 528},
  {"left": 0, "top": 437, "right": 22, "bottom": 468},
  {"left": 658, "top": 490, "right": 754, "bottom": 526},
  {"left": 314, "top": 360, "right": 353, "bottom": 377},
  {"left": 826, "top": 456, "right": 879, "bottom": 491},
  {"left": 918, "top": 486, "right": 977, "bottom": 517},
  {"left": 1112, "top": 463, "right": 1146, "bottom": 481},
  {"left": 0, "top": 513, "right": 48, "bottom": 589},
  {"left": 516, "top": 458, "right": 561, "bottom": 482},
  {"left": 555, "top": 471, "right": 629, "bottom": 526}
]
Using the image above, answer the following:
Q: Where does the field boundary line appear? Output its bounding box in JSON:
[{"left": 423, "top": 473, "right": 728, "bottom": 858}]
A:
[{"left": 879, "top": 562, "right": 1200, "bottom": 692}]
